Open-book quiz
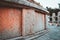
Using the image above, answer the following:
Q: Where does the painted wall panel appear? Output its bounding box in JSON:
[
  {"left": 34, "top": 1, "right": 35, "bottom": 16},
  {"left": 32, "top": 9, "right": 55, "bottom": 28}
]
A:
[
  {"left": 46, "top": 15, "right": 50, "bottom": 28},
  {"left": 0, "top": 8, "right": 22, "bottom": 39},
  {"left": 22, "top": 9, "right": 35, "bottom": 35},
  {"left": 33, "top": 12, "right": 44, "bottom": 32},
  {"left": 23, "top": 9, "right": 45, "bottom": 35}
]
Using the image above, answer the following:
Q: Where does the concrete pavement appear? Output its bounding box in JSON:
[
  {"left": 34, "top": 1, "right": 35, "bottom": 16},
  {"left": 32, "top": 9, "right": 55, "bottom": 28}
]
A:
[
  {"left": 6, "top": 26, "right": 60, "bottom": 40},
  {"left": 6, "top": 29, "right": 48, "bottom": 40},
  {"left": 32, "top": 26, "right": 60, "bottom": 40}
]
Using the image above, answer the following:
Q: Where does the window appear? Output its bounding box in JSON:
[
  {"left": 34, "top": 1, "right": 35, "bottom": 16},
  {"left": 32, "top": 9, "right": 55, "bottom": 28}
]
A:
[
  {"left": 50, "top": 18, "right": 52, "bottom": 22},
  {"left": 50, "top": 13, "right": 52, "bottom": 16},
  {"left": 55, "top": 17, "right": 58, "bottom": 21},
  {"left": 55, "top": 13, "right": 58, "bottom": 16}
]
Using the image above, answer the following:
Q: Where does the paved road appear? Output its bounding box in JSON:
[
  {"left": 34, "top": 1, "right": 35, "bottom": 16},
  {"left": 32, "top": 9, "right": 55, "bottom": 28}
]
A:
[{"left": 32, "top": 26, "right": 60, "bottom": 40}]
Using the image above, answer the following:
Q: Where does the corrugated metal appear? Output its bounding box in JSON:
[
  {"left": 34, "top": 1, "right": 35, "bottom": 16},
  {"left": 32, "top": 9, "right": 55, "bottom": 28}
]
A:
[{"left": 0, "top": 8, "right": 22, "bottom": 39}]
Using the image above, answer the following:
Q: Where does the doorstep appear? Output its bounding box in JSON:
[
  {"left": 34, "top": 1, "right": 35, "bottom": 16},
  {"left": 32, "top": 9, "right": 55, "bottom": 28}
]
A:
[{"left": 6, "top": 29, "right": 49, "bottom": 40}]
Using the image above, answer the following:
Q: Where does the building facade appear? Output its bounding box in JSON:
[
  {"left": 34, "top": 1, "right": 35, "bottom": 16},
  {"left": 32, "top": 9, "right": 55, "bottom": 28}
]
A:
[
  {"left": 47, "top": 4, "right": 60, "bottom": 26},
  {"left": 0, "top": 0, "right": 48, "bottom": 40}
]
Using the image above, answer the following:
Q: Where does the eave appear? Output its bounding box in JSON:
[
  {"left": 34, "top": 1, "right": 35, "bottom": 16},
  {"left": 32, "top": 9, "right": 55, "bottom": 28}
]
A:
[{"left": 0, "top": 0, "right": 49, "bottom": 14}]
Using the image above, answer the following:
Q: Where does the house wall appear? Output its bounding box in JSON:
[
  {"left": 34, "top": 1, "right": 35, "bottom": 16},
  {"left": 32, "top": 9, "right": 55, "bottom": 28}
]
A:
[
  {"left": 46, "top": 15, "right": 49, "bottom": 28},
  {"left": 22, "top": 9, "right": 35, "bottom": 35},
  {"left": 49, "top": 11, "right": 60, "bottom": 26},
  {"left": 52, "top": 13, "right": 56, "bottom": 22},
  {"left": 34, "top": 12, "right": 45, "bottom": 31},
  {"left": 0, "top": 7, "right": 46, "bottom": 39},
  {"left": 22, "top": 9, "right": 45, "bottom": 36},
  {"left": 0, "top": 8, "right": 22, "bottom": 39},
  {"left": 58, "top": 12, "right": 60, "bottom": 23}
]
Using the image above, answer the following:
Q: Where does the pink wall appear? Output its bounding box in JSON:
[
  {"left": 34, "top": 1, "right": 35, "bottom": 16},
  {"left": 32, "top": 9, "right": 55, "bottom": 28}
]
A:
[
  {"left": 0, "top": 8, "right": 22, "bottom": 39},
  {"left": 0, "top": 8, "right": 46, "bottom": 39}
]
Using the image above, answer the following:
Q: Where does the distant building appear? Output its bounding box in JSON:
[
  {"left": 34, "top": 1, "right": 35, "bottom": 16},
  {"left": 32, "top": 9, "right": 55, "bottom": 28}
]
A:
[
  {"left": 47, "top": 4, "right": 60, "bottom": 26},
  {"left": 0, "top": 0, "right": 48, "bottom": 40}
]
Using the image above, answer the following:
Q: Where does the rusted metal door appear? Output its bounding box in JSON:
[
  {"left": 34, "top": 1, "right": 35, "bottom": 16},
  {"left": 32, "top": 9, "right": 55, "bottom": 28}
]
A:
[{"left": 0, "top": 7, "right": 22, "bottom": 39}]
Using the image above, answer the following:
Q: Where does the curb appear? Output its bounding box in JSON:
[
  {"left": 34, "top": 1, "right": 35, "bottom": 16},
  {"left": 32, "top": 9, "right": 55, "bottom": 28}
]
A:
[
  {"left": 6, "top": 29, "right": 49, "bottom": 40},
  {"left": 25, "top": 29, "right": 49, "bottom": 40}
]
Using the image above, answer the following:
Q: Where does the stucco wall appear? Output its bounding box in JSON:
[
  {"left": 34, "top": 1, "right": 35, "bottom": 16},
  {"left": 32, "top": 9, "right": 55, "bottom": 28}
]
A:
[
  {"left": 22, "top": 9, "right": 35, "bottom": 35},
  {"left": 46, "top": 15, "right": 49, "bottom": 28},
  {"left": 0, "top": 8, "right": 22, "bottom": 39},
  {"left": 22, "top": 9, "right": 45, "bottom": 35},
  {"left": 34, "top": 12, "right": 45, "bottom": 32},
  {"left": 58, "top": 12, "right": 60, "bottom": 22}
]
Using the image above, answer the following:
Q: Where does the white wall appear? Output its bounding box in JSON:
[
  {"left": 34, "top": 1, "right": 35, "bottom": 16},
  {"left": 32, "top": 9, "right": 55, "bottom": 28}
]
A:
[
  {"left": 22, "top": 9, "right": 45, "bottom": 35},
  {"left": 58, "top": 11, "right": 60, "bottom": 22},
  {"left": 46, "top": 15, "right": 49, "bottom": 28}
]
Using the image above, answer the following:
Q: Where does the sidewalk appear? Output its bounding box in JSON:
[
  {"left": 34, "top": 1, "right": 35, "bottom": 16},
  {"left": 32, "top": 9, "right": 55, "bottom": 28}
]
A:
[
  {"left": 25, "top": 29, "right": 49, "bottom": 40},
  {"left": 32, "top": 26, "right": 60, "bottom": 40},
  {"left": 6, "top": 29, "right": 49, "bottom": 40}
]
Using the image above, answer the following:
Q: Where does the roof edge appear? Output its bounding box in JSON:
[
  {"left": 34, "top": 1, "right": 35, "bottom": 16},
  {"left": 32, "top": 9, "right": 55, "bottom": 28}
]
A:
[{"left": 1, "top": 0, "right": 49, "bottom": 14}]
